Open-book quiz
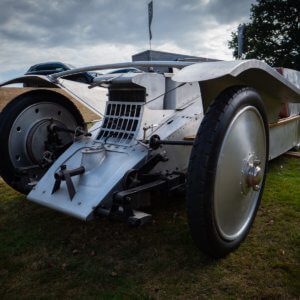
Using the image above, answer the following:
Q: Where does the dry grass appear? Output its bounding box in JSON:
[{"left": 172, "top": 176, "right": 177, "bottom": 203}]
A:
[
  {"left": 0, "top": 87, "right": 299, "bottom": 298},
  {"left": 0, "top": 87, "right": 99, "bottom": 122}
]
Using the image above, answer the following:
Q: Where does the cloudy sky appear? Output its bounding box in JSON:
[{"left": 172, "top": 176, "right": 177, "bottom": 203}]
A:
[{"left": 0, "top": 0, "right": 256, "bottom": 82}]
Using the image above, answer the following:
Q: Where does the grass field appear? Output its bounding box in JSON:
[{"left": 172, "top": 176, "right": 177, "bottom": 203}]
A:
[{"left": 0, "top": 88, "right": 299, "bottom": 298}]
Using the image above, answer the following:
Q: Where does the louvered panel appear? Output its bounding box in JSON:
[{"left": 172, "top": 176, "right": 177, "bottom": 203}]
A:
[{"left": 97, "top": 101, "right": 143, "bottom": 145}]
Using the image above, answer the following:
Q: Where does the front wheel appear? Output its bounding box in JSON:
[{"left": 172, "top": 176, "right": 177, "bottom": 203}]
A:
[{"left": 187, "top": 87, "right": 269, "bottom": 258}]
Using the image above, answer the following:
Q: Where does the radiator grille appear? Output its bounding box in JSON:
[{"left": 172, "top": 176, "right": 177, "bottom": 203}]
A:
[{"left": 97, "top": 101, "right": 143, "bottom": 145}]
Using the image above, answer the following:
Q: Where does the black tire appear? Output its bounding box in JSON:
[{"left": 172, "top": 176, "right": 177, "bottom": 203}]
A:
[
  {"left": 0, "top": 90, "right": 84, "bottom": 194},
  {"left": 187, "top": 86, "right": 269, "bottom": 258}
]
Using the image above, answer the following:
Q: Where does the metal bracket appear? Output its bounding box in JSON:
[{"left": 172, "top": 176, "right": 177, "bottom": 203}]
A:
[
  {"left": 147, "top": 134, "right": 194, "bottom": 150},
  {"left": 122, "top": 153, "right": 168, "bottom": 189},
  {"left": 107, "top": 203, "right": 153, "bottom": 226},
  {"left": 52, "top": 165, "right": 85, "bottom": 200},
  {"left": 110, "top": 172, "right": 185, "bottom": 225},
  {"left": 48, "top": 123, "right": 91, "bottom": 137}
]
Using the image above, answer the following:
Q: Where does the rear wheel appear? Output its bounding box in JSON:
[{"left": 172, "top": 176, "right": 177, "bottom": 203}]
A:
[
  {"left": 0, "top": 90, "right": 84, "bottom": 194},
  {"left": 187, "top": 87, "right": 269, "bottom": 258}
]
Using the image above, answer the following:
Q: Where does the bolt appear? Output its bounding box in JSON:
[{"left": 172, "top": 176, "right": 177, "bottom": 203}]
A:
[{"left": 253, "top": 185, "right": 260, "bottom": 191}]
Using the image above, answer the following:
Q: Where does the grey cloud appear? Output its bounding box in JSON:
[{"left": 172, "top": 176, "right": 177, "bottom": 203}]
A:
[
  {"left": 205, "top": 0, "right": 255, "bottom": 23},
  {"left": 0, "top": 0, "right": 255, "bottom": 48},
  {"left": 0, "top": 0, "right": 256, "bottom": 81}
]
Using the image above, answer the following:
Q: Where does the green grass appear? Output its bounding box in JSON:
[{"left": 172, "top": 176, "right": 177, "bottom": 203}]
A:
[{"left": 0, "top": 156, "right": 299, "bottom": 299}]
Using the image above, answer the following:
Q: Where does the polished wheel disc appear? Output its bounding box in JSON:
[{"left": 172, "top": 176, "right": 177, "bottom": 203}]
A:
[{"left": 214, "top": 106, "right": 267, "bottom": 241}]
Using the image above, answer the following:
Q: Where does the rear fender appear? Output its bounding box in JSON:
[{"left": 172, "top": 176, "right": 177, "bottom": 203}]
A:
[
  {"left": 0, "top": 75, "right": 107, "bottom": 117},
  {"left": 0, "top": 75, "right": 57, "bottom": 88}
]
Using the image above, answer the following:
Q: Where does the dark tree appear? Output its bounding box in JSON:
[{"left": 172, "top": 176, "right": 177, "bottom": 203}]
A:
[{"left": 228, "top": 0, "right": 300, "bottom": 69}]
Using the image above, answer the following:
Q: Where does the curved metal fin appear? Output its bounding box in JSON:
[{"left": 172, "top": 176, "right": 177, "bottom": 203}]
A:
[{"left": 0, "top": 75, "right": 57, "bottom": 88}]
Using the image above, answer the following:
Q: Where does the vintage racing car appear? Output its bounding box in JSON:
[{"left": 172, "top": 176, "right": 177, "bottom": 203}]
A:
[{"left": 0, "top": 59, "right": 299, "bottom": 258}]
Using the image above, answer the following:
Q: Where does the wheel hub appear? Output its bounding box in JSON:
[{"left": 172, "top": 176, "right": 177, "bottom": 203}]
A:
[
  {"left": 246, "top": 160, "right": 262, "bottom": 191},
  {"left": 241, "top": 157, "right": 262, "bottom": 194},
  {"left": 26, "top": 119, "right": 66, "bottom": 164},
  {"left": 9, "top": 102, "right": 78, "bottom": 170}
]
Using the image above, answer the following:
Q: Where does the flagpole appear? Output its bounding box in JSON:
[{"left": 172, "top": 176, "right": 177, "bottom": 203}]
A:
[
  {"left": 149, "top": 39, "right": 152, "bottom": 61},
  {"left": 148, "top": 0, "right": 153, "bottom": 62}
]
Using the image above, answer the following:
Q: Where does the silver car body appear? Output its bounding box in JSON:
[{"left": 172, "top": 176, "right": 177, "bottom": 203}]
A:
[{"left": 0, "top": 59, "right": 299, "bottom": 220}]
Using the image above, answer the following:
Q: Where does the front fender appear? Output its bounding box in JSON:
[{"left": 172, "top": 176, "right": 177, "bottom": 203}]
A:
[{"left": 173, "top": 60, "right": 300, "bottom": 122}]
